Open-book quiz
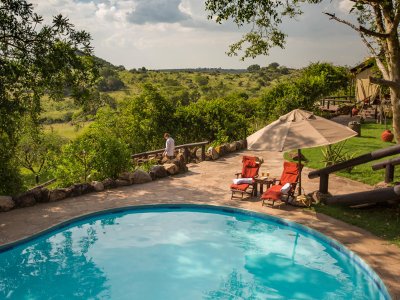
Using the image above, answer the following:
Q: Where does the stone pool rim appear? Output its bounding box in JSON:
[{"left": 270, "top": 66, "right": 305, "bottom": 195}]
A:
[{"left": 0, "top": 203, "right": 391, "bottom": 299}]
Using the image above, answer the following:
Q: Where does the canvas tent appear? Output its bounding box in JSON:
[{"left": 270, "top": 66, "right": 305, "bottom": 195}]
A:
[{"left": 351, "top": 59, "right": 380, "bottom": 104}]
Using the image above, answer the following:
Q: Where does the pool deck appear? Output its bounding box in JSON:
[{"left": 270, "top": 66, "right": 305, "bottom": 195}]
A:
[{"left": 1, "top": 150, "right": 399, "bottom": 299}]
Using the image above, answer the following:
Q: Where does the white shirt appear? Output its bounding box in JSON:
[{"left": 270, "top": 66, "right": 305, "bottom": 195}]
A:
[{"left": 165, "top": 137, "right": 175, "bottom": 156}]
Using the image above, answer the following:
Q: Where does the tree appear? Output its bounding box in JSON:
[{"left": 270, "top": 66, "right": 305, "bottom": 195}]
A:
[
  {"left": 206, "top": 0, "right": 400, "bottom": 141},
  {"left": 16, "top": 124, "right": 66, "bottom": 184},
  {"left": 0, "top": 0, "right": 97, "bottom": 194},
  {"left": 247, "top": 64, "right": 261, "bottom": 72}
]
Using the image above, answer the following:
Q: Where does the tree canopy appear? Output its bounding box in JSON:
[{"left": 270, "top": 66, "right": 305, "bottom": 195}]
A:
[
  {"left": 206, "top": 0, "right": 400, "bottom": 141},
  {"left": 0, "top": 0, "right": 97, "bottom": 194}
]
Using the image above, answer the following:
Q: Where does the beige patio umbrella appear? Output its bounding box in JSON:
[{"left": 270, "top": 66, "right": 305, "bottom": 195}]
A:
[{"left": 247, "top": 109, "right": 358, "bottom": 194}]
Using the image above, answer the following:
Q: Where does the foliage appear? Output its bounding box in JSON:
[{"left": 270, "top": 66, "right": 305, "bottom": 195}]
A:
[
  {"left": 0, "top": 0, "right": 97, "bottom": 195},
  {"left": 259, "top": 62, "right": 349, "bottom": 120},
  {"left": 53, "top": 129, "right": 130, "bottom": 187},
  {"left": 174, "top": 95, "right": 254, "bottom": 144},
  {"left": 93, "top": 84, "right": 175, "bottom": 153},
  {"left": 16, "top": 123, "right": 67, "bottom": 183},
  {"left": 205, "top": 0, "right": 317, "bottom": 59},
  {"left": 247, "top": 64, "right": 261, "bottom": 72},
  {"left": 321, "top": 142, "right": 357, "bottom": 173},
  {"left": 206, "top": 0, "right": 400, "bottom": 142}
]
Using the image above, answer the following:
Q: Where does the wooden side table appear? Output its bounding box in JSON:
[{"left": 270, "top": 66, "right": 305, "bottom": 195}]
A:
[{"left": 253, "top": 177, "right": 273, "bottom": 196}]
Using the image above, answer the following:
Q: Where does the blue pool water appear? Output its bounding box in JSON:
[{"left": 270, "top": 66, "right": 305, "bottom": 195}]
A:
[{"left": 0, "top": 205, "right": 390, "bottom": 299}]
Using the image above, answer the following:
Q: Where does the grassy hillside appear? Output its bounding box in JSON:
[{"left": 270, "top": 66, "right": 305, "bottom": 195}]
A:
[{"left": 39, "top": 65, "right": 297, "bottom": 133}]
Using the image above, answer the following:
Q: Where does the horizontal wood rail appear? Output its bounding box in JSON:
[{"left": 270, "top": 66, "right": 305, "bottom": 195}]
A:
[
  {"left": 372, "top": 157, "right": 400, "bottom": 183},
  {"left": 131, "top": 141, "right": 209, "bottom": 163},
  {"left": 308, "top": 144, "right": 400, "bottom": 193}
]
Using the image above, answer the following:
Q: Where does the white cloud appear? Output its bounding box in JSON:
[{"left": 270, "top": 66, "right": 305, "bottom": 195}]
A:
[
  {"left": 29, "top": 0, "right": 367, "bottom": 69},
  {"left": 338, "top": 0, "right": 354, "bottom": 13}
]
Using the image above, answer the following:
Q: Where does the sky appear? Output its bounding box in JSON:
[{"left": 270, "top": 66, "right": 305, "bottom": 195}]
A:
[{"left": 31, "top": 0, "right": 369, "bottom": 70}]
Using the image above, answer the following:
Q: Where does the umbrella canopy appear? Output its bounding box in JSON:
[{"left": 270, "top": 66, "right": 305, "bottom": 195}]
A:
[{"left": 247, "top": 109, "right": 358, "bottom": 151}]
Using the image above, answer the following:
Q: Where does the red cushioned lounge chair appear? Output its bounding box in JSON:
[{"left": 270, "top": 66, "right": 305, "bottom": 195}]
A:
[
  {"left": 230, "top": 156, "right": 262, "bottom": 200},
  {"left": 261, "top": 161, "right": 302, "bottom": 207}
]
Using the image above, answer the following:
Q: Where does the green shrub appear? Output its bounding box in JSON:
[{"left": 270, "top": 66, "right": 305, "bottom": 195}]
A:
[{"left": 53, "top": 129, "right": 130, "bottom": 186}]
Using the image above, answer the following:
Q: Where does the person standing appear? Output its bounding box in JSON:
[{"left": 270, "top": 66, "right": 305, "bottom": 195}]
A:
[{"left": 163, "top": 133, "right": 175, "bottom": 159}]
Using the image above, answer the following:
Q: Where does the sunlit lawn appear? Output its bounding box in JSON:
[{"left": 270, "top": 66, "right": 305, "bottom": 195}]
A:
[
  {"left": 290, "top": 123, "right": 398, "bottom": 186},
  {"left": 287, "top": 122, "right": 400, "bottom": 247}
]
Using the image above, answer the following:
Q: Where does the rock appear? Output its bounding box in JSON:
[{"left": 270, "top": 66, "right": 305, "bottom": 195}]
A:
[
  {"left": 102, "top": 178, "right": 117, "bottom": 189},
  {"left": 220, "top": 144, "right": 229, "bottom": 155},
  {"left": 239, "top": 139, "right": 247, "bottom": 149},
  {"left": 173, "top": 153, "right": 188, "bottom": 173},
  {"left": 234, "top": 141, "right": 241, "bottom": 150},
  {"left": 163, "top": 163, "right": 179, "bottom": 175},
  {"left": 150, "top": 165, "right": 169, "bottom": 179},
  {"left": 229, "top": 142, "right": 237, "bottom": 152},
  {"left": 48, "top": 188, "right": 70, "bottom": 202},
  {"left": 308, "top": 191, "right": 332, "bottom": 205},
  {"left": 69, "top": 183, "right": 94, "bottom": 197},
  {"left": 207, "top": 147, "right": 219, "bottom": 160},
  {"left": 36, "top": 188, "right": 50, "bottom": 203},
  {"left": 196, "top": 148, "right": 203, "bottom": 159},
  {"left": 119, "top": 172, "right": 135, "bottom": 184},
  {"left": 132, "top": 169, "right": 152, "bottom": 184},
  {"left": 14, "top": 192, "right": 36, "bottom": 207},
  {"left": 91, "top": 181, "right": 104, "bottom": 192},
  {"left": 161, "top": 156, "right": 172, "bottom": 164},
  {"left": 115, "top": 179, "right": 131, "bottom": 187},
  {"left": 0, "top": 196, "right": 15, "bottom": 212}
]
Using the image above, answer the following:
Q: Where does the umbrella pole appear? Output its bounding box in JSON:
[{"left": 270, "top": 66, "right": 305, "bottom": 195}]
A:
[{"left": 298, "top": 149, "right": 302, "bottom": 196}]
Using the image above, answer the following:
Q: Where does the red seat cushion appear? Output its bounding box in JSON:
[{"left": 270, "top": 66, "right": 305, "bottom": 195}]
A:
[
  {"left": 230, "top": 183, "right": 250, "bottom": 191},
  {"left": 261, "top": 184, "right": 283, "bottom": 201}
]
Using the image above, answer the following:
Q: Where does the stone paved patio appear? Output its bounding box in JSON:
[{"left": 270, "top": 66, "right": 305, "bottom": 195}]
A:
[{"left": 1, "top": 149, "right": 399, "bottom": 298}]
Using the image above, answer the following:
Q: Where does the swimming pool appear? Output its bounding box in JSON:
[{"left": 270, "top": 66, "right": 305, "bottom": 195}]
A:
[{"left": 0, "top": 205, "right": 390, "bottom": 299}]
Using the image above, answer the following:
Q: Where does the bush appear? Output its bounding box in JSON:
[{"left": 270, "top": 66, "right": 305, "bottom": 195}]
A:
[{"left": 53, "top": 129, "right": 130, "bottom": 187}]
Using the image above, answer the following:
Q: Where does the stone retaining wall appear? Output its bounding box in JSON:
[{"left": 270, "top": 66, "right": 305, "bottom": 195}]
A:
[{"left": 0, "top": 140, "right": 247, "bottom": 213}]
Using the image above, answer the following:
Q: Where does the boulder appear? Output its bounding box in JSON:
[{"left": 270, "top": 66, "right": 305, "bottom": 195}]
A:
[
  {"left": 119, "top": 172, "right": 135, "bottom": 184},
  {"left": 163, "top": 163, "right": 179, "bottom": 175},
  {"left": 69, "top": 183, "right": 94, "bottom": 197},
  {"left": 91, "top": 181, "right": 104, "bottom": 192},
  {"left": 36, "top": 188, "right": 50, "bottom": 203},
  {"left": 14, "top": 192, "right": 36, "bottom": 207},
  {"left": 239, "top": 139, "right": 247, "bottom": 149},
  {"left": 228, "top": 142, "right": 237, "bottom": 152},
  {"left": 219, "top": 144, "right": 229, "bottom": 156},
  {"left": 48, "top": 188, "right": 70, "bottom": 202},
  {"left": 0, "top": 196, "right": 15, "bottom": 212},
  {"left": 102, "top": 178, "right": 117, "bottom": 189},
  {"left": 234, "top": 141, "right": 241, "bottom": 150},
  {"left": 150, "top": 165, "right": 169, "bottom": 179},
  {"left": 115, "top": 179, "right": 131, "bottom": 187},
  {"left": 173, "top": 154, "right": 188, "bottom": 173},
  {"left": 196, "top": 148, "right": 203, "bottom": 159},
  {"left": 207, "top": 147, "right": 219, "bottom": 160},
  {"left": 132, "top": 169, "right": 152, "bottom": 184}
]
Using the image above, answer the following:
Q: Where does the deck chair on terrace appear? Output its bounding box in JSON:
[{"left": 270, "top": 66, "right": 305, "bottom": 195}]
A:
[
  {"left": 230, "top": 156, "right": 262, "bottom": 200},
  {"left": 261, "top": 161, "right": 302, "bottom": 207}
]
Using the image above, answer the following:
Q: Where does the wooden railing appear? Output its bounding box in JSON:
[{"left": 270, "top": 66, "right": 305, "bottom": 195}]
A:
[
  {"left": 308, "top": 144, "right": 400, "bottom": 193},
  {"left": 131, "top": 141, "right": 209, "bottom": 163},
  {"left": 319, "top": 96, "right": 355, "bottom": 111},
  {"left": 372, "top": 157, "right": 400, "bottom": 183}
]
